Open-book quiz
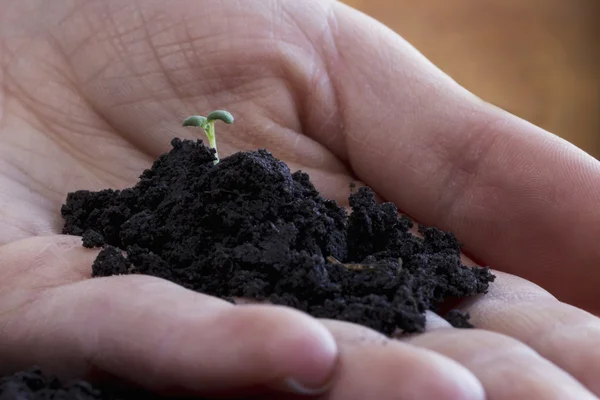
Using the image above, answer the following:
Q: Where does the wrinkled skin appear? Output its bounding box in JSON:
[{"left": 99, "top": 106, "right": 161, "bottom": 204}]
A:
[{"left": 2, "top": 1, "right": 600, "bottom": 399}]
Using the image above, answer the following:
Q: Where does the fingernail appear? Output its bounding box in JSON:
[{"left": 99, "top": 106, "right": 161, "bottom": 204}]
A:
[
  {"left": 438, "top": 363, "right": 485, "bottom": 400},
  {"left": 269, "top": 376, "right": 334, "bottom": 396},
  {"left": 281, "top": 377, "right": 334, "bottom": 395},
  {"left": 268, "top": 323, "right": 338, "bottom": 396},
  {"left": 454, "top": 372, "right": 486, "bottom": 400}
]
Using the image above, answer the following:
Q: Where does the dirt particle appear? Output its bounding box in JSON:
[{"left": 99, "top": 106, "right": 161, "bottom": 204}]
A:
[{"left": 445, "top": 309, "right": 475, "bottom": 329}]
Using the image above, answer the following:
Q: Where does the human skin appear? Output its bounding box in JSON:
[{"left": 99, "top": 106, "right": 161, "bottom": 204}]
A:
[{"left": 1, "top": 0, "right": 600, "bottom": 399}]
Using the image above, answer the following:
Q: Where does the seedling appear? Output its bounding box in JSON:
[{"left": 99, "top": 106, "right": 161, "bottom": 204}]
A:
[{"left": 182, "top": 110, "right": 234, "bottom": 164}]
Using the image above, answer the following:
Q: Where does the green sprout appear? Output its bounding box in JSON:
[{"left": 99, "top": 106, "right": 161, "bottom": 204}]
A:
[{"left": 182, "top": 110, "right": 234, "bottom": 164}]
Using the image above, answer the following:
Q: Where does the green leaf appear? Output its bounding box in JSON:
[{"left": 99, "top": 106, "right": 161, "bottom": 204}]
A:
[
  {"left": 207, "top": 110, "right": 234, "bottom": 124},
  {"left": 182, "top": 115, "right": 208, "bottom": 128}
]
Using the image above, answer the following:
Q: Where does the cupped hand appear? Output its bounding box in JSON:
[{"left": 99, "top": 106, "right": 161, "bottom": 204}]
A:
[{"left": 2, "top": 0, "right": 600, "bottom": 398}]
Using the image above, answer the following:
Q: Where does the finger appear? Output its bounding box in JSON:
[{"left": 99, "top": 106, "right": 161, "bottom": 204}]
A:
[
  {"left": 310, "top": 319, "right": 485, "bottom": 400},
  {"left": 424, "top": 310, "right": 452, "bottom": 331},
  {"left": 0, "top": 243, "right": 338, "bottom": 397},
  {"left": 459, "top": 270, "right": 600, "bottom": 396},
  {"left": 316, "top": 1, "right": 600, "bottom": 311},
  {"left": 4, "top": 276, "right": 338, "bottom": 396},
  {"left": 405, "top": 328, "right": 597, "bottom": 399}
]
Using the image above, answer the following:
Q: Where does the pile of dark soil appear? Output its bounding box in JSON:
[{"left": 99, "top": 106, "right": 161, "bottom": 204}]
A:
[{"left": 61, "top": 138, "right": 494, "bottom": 335}]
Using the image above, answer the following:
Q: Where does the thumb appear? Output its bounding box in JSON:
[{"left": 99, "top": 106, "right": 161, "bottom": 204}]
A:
[{"left": 0, "top": 238, "right": 338, "bottom": 397}]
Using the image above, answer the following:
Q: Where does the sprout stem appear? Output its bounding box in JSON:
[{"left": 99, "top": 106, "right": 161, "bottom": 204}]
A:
[
  {"left": 182, "top": 110, "right": 234, "bottom": 165},
  {"left": 206, "top": 120, "right": 218, "bottom": 163}
]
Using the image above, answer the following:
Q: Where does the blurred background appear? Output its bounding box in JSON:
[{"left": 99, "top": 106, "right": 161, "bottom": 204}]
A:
[{"left": 343, "top": 0, "right": 600, "bottom": 158}]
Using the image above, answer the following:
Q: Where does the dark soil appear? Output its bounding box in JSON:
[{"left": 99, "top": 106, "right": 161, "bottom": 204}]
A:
[
  {"left": 61, "top": 138, "right": 495, "bottom": 335},
  {"left": 444, "top": 309, "right": 474, "bottom": 329},
  {"left": 0, "top": 368, "right": 164, "bottom": 400}
]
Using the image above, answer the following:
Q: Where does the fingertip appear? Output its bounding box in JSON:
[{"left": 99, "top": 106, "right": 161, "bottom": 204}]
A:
[
  {"left": 237, "top": 305, "right": 339, "bottom": 395},
  {"left": 394, "top": 345, "right": 485, "bottom": 400},
  {"left": 311, "top": 319, "right": 484, "bottom": 399},
  {"left": 434, "top": 358, "right": 486, "bottom": 400},
  {"left": 424, "top": 310, "right": 453, "bottom": 331}
]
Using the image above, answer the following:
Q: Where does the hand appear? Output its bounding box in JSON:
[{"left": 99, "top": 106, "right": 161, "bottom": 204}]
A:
[{"left": 2, "top": 0, "right": 600, "bottom": 398}]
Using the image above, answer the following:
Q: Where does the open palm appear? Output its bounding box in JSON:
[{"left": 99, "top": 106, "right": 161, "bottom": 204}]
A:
[{"left": 2, "top": 1, "right": 600, "bottom": 399}]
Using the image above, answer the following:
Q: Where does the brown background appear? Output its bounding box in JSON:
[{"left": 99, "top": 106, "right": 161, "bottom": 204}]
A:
[{"left": 343, "top": 0, "right": 600, "bottom": 157}]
